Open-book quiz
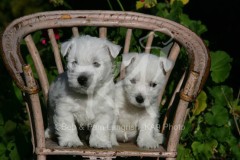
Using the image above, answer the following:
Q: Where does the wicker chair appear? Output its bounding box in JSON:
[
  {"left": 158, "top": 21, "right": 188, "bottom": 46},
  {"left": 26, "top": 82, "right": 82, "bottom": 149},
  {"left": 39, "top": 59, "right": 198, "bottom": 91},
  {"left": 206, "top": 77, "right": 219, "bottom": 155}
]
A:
[{"left": 1, "top": 11, "right": 210, "bottom": 160}]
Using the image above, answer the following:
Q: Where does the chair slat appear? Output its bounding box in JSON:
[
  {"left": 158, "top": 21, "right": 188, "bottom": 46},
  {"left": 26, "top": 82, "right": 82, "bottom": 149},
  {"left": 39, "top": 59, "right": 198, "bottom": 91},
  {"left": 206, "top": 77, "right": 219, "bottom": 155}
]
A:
[
  {"left": 145, "top": 31, "right": 154, "bottom": 53},
  {"left": 161, "top": 71, "right": 186, "bottom": 133},
  {"left": 166, "top": 43, "right": 182, "bottom": 107},
  {"left": 99, "top": 27, "right": 107, "bottom": 38},
  {"left": 120, "top": 29, "right": 132, "bottom": 79},
  {"left": 123, "top": 29, "right": 132, "bottom": 54},
  {"left": 72, "top": 27, "right": 80, "bottom": 37},
  {"left": 48, "top": 29, "right": 64, "bottom": 74},
  {"left": 158, "top": 43, "right": 180, "bottom": 104},
  {"left": 169, "top": 71, "right": 186, "bottom": 107},
  {"left": 168, "top": 43, "right": 180, "bottom": 62},
  {"left": 158, "top": 43, "right": 181, "bottom": 133},
  {"left": 24, "top": 35, "right": 49, "bottom": 102}
]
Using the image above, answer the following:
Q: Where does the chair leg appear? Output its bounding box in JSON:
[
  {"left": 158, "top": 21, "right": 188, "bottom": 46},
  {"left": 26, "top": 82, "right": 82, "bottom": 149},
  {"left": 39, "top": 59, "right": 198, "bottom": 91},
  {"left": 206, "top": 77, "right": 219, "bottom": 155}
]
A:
[
  {"left": 166, "top": 158, "right": 176, "bottom": 160},
  {"left": 37, "top": 155, "right": 46, "bottom": 160}
]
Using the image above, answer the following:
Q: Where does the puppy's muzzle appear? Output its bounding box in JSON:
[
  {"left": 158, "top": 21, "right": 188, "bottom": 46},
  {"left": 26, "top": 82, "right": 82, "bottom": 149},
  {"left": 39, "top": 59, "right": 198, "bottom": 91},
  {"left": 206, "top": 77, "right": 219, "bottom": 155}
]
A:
[
  {"left": 135, "top": 94, "right": 144, "bottom": 104},
  {"left": 77, "top": 75, "right": 89, "bottom": 87}
]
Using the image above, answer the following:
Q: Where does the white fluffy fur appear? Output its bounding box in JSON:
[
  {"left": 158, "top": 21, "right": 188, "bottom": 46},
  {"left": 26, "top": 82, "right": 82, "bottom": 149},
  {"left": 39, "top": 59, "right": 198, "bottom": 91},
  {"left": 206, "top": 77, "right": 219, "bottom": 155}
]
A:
[
  {"left": 114, "top": 53, "right": 173, "bottom": 149},
  {"left": 45, "top": 35, "right": 121, "bottom": 148}
]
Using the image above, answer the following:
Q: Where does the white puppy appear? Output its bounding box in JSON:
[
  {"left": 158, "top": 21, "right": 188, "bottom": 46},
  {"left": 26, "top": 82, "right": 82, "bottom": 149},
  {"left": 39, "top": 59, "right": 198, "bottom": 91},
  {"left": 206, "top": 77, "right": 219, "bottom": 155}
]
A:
[
  {"left": 45, "top": 35, "right": 121, "bottom": 148},
  {"left": 114, "top": 53, "right": 173, "bottom": 149}
]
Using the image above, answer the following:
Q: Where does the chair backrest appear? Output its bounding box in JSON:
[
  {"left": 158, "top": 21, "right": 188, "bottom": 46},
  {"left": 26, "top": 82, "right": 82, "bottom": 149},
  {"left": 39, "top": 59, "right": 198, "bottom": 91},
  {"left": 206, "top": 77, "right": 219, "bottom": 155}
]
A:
[{"left": 1, "top": 10, "right": 210, "bottom": 158}]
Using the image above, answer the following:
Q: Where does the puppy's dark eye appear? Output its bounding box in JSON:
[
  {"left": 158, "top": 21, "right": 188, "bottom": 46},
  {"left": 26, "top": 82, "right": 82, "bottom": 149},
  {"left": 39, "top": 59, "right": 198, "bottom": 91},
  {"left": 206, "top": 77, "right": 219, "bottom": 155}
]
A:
[
  {"left": 130, "top": 79, "right": 136, "bottom": 84},
  {"left": 93, "top": 62, "right": 101, "bottom": 68},
  {"left": 149, "top": 82, "right": 157, "bottom": 87}
]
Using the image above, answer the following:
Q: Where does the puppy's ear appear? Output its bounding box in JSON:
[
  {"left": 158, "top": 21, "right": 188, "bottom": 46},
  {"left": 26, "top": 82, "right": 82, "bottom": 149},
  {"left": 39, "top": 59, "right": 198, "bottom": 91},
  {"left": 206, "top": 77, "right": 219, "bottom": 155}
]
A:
[
  {"left": 105, "top": 41, "right": 122, "bottom": 58},
  {"left": 60, "top": 38, "right": 76, "bottom": 57},
  {"left": 159, "top": 57, "right": 174, "bottom": 75},
  {"left": 121, "top": 53, "right": 138, "bottom": 68}
]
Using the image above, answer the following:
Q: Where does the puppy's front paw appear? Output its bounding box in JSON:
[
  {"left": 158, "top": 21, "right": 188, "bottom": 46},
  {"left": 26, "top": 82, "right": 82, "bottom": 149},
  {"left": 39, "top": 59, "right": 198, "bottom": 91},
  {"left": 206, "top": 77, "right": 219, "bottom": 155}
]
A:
[
  {"left": 110, "top": 136, "right": 119, "bottom": 146},
  {"left": 137, "top": 137, "right": 159, "bottom": 149},
  {"left": 154, "top": 132, "right": 164, "bottom": 144},
  {"left": 58, "top": 136, "right": 83, "bottom": 147},
  {"left": 89, "top": 136, "right": 112, "bottom": 148},
  {"left": 45, "top": 128, "right": 53, "bottom": 139}
]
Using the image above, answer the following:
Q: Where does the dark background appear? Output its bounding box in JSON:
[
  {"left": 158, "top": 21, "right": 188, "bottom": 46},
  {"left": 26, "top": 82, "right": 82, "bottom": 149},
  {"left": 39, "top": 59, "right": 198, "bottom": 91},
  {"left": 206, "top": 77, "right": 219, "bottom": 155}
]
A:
[{"left": 184, "top": 0, "right": 240, "bottom": 90}]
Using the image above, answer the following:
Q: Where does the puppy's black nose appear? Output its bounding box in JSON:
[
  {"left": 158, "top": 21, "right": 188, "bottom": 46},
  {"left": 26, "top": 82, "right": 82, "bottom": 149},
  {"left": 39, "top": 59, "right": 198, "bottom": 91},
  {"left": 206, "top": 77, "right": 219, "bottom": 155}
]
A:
[
  {"left": 135, "top": 95, "right": 144, "bottom": 104},
  {"left": 77, "top": 75, "right": 88, "bottom": 86}
]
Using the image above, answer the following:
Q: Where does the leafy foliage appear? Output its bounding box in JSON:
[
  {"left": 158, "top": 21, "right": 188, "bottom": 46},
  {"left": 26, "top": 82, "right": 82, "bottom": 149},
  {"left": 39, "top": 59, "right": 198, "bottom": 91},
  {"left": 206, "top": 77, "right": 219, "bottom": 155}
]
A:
[
  {"left": 0, "top": 62, "right": 32, "bottom": 160},
  {"left": 191, "top": 140, "right": 218, "bottom": 159},
  {"left": 0, "top": 0, "right": 50, "bottom": 28},
  {"left": 192, "top": 91, "right": 207, "bottom": 116},
  {"left": 210, "top": 51, "right": 233, "bottom": 83}
]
